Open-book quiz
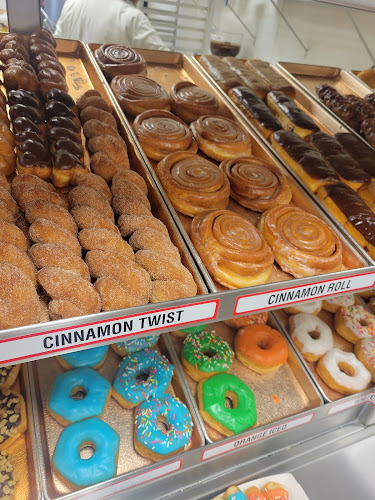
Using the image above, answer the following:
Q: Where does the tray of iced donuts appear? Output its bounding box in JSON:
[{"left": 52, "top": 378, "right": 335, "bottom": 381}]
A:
[
  {"left": 167, "top": 313, "right": 322, "bottom": 443},
  {"left": 0, "top": 364, "right": 41, "bottom": 500},
  {"left": 87, "top": 42, "right": 370, "bottom": 295},
  {"left": 0, "top": 31, "right": 208, "bottom": 334},
  {"left": 272, "top": 294, "right": 375, "bottom": 402},
  {"left": 28, "top": 334, "right": 205, "bottom": 498},
  {"left": 211, "top": 473, "right": 309, "bottom": 500}
]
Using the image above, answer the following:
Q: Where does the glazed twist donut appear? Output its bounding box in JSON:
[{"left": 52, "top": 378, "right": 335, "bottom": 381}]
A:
[
  {"left": 258, "top": 205, "right": 343, "bottom": 278},
  {"left": 132, "top": 110, "right": 197, "bottom": 161},
  {"left": 111, "top": 75, "right": 171, "bottom": 116},
  {"left": 170, "top": 81, "right": 220, "bottom": 123},
  {"left": 220, "top": 156, "right": 292, "bottom": 212},
  {"left": 156, "top": 151, "right": 230, "bottom": 216},
  {"left": 190, "top": 115, "right": 252, "bottom": 161},
  {"left": 191, "top": 209, "right": 274, "bottom": 288},
  {"left": 94, "top": 44, "right": 147, "bottom": 79}
]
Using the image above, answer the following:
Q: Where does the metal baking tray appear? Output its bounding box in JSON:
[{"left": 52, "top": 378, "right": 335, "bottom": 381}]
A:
[
  {"left": 272, "top": 295, "right": 374, "bottom": 403},
  {"left": 168, "top": 316, "right": 323, "bottom": 443},
  {"left": 87, "top": 45, "right": 373, "bottom": 295},
  {"left": 29, "top": 334, "right": 205, "bottom": 500},
  {"left": 0, "top": 38, "right": 209, "bottom": 355}
]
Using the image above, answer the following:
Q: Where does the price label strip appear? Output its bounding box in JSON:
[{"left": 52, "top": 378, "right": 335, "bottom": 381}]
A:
[
  {"left": 0, "top": 299, "right": 219, "bottom": 364},
  {"left": 201, "top": 413, "right": 314, "bottom": 461},
  {"left": 327, "top": 391, "right": 375, "bottom": 416},
  {"left": 235, "top": 272, "right": 375, "bottom": 315}
]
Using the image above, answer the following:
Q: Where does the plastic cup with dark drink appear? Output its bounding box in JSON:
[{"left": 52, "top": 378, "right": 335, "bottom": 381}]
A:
[{"left": 210, "top": 32, "right": 243, "bottom": 57}]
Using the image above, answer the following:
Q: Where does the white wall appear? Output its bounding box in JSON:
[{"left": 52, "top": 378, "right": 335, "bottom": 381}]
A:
[{"left": 211, "top": 0, "right": 375, "bottom": 70}]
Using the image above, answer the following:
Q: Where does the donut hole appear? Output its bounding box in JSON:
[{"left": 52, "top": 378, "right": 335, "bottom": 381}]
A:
[
  {"left": 338, "top": 362, "right": 355, "bottom": 377},
  {"left": 156, "top": 415, "right": 170, "bottom": 434},
  {"left": 360, "top": 319, "right": 369, "bottom": 327},
  {"left": 224, "top": 390, "right": 238, "bottom": 410},
  {"left": 203, "top": 350, "right": 216, "bottom": 359},
  {"left": 308, "top": 329, "right": 321, "bottom": 340},
  {"left": 71, "top": 386, "right": 87, "bottom": 400},
  {"left": 136, "top": 370, "right": 150, "bottom": 383},
  {"left": 79, "top": 442, "right": 96, "bottom": 460},
  {"left": 257, "top": 341, "right": 270, "bottom": 350}
]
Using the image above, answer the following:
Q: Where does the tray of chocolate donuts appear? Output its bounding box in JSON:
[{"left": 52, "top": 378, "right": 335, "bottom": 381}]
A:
[
  {"left": 272, "top": 294, "right": 375, "bottom": 402},
  {"left": 190, "top": 55, "right": 375, "bottom": 264},
  {"left": 85, "top": 43, "right": 371, "bottom": 296},
  {"left": 0, "top": 30, "right": 208, "bottom": 336},
  {"left": 166, "top": 313, "right": 322, "bottom": 444},
  {"left": 28, "top": 334, "right": 205, "bottom": 498},
  {"left": 0, "top": 364, "right": 41, "bottom": 500}
]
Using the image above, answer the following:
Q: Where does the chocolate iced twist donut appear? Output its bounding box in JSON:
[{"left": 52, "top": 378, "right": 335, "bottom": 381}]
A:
[
  {"left": 258, "top": 205, "right": 343, "bottom": 278},
  {"left": 157, "top": 151, "right": 230, "bottom": 216},
  {"left": 111, "top": 75, "right": 170, "bottom": 116},
  {"left": 191, "top": 209, "right": 274, "bottom": 288},
  {"left": 170, "top": 81, "right": 220, "bottom": 123},
  {"left": 190, "top": 115, "right": 252, "bottom": 161},
  {"left": 95, "top": 44, "right": 147, "bottom": 79},
  {"left": 220, "top": 156, "right": 292, "bottom": 211},
  {"left": 133, "top": 109, "right": 197, "bottom": 161}
]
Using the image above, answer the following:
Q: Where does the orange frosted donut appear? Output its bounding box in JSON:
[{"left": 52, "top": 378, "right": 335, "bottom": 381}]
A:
[{"left": 235, "top": 324, "right": 288, "bottom": 374}]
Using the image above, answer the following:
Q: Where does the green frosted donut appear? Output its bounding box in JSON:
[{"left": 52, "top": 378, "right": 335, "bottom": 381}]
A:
[
  {"left": 198, "top": 373, "right": 257, "bottom": 436},
  {"left": 182, "top": 331, "right": 233, "bottom": 381},
  {"left": 179, "top": 324, "right": 208, "bottom": 334}
]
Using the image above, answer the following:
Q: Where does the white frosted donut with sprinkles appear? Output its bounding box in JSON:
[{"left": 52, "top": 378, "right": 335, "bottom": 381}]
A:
[
  {"left": 316, "top": 348, "right": 371, "bottom": 395},
  {"left": 322, "top": 294, "right": 355, "bottom": 313},
  {"left": 334, "top": 305, "right": 375, "bottom": 344},
  {"left": 285, "top": 299, "right": 322, "bottom": 315},
  {"left": 355, "top": 337, "right": 375, "bottom": 382},
  {"left": 289, "top": 313, "right": 333, "bottom": 362}
]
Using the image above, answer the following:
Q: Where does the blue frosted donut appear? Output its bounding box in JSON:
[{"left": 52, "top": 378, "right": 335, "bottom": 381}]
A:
[
  {"left": 48, "top": 367, "right": 111, "bottom": 425},
  {"left": 135, "top": 394, "right": 192, "bottom": 460},
  {"left": 112, "top": 348, "right": 173, "bottom": 408},
  {"left": 111, "top": 334, "right": 159, "bottom": 357},
  {"left": 57, "top": 346, "right": 108, "bottom": 370},
  {"left": 53, "top": 417, "right": 119, "bottom": 488}
]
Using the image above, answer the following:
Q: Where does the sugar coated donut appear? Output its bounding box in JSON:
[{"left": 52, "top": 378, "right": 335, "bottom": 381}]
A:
[
  {"left": 0, "top": 389, "right": 27, "bottom": 451},
  {"left": 354, "top": 337, "right": 375, "bottom": 382},
  {"left": 224, "top": 312, "right": 268, "bottom": 329},
  {"left": 134, "top": 394, "right": 192, "bottom": 462},
  {"left": 198, "top": 373, "right": 257, "bottom": 437},
  {"left": 316, "top": 348, "right": 371, "bottom": 394},
  {"left": 48, "top": 367, "right": 111, "bottom": 425},
  {"left": 110, "top": 335, "right": 158, "bottom": 356},
  {"left": 289, "top": 313, "right": 333, "bottom": 362},
  {"left": 0, "top": 365, "right": 21, "bottom": 389},
  {"left": 284, "top": 300, "right": 322, "bottom": 315},
  {"left": 235, "top": 324, "right": 288, "bottom": 374},
  {"left": 334, "top": 305, "right": 375, "bottom": 343},
  {"left": 212, "top": 486, "right": 248, "bottom": 500},
  {"left": 182, "top": 331, "right": 233, "bottom": 382},
  {"left": 57, "top": 346, "right": 109, "bottom": 370},
  {"left": 113, "top": 349, "right": 173, "bottom": 408},
  {"left": 322, "top": 294, "right": 355, "bottom": 313},
  {"left": 53, "top": 417, "right": 119, "bottom": 488}
]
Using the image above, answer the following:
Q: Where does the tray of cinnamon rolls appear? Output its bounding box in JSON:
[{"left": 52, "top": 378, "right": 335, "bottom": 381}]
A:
[
  {"left": 272, "top": 294, "right": 375, "bottom": 402},
  {"left": 0, "top": 31, "right": 207, "bottom": 338},
  {"left": 166, "top": 313, "right": 322, "bottom": 444},
  {"left": 87, "top": 43, "right": 369, "bottom": 297},
  {"left": 191, "top": 54, "right": 375, "bottom": 264},
  {"left": 29, "top": 334, "right": 205, "bottom": 498}
]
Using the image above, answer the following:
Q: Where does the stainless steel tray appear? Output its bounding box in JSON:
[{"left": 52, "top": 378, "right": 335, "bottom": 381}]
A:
[{"left": 29, "top": 334, "right": 205, "bottom": 500}]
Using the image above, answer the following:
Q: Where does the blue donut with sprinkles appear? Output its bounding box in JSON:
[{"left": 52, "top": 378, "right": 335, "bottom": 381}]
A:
[
  {"left": 57, "top": 346, "right": 109, "bottom": 370},
  {"left": 112, "top": 349, "right": 173, "bottom": 408},
  {"left": 111, "top": 335, "right": 159, "bottom": 357},
  {"left": 134, "top": 394, "right": 192, "bottom": 461}
]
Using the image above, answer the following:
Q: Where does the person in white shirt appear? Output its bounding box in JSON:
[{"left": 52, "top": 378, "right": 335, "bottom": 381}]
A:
[{"left": 54, "top": 0, "right": 167, "bottom": 50}]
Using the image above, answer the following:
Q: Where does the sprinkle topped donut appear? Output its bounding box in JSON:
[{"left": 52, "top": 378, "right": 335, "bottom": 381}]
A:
[
  {"left": 111, "top": 335, "right": 159, "bottom": 357},
  {"left": 335, "top": 305, "right": 375, "bottom": 344},
  {"left": 323, "top": 294, "right": 355, "bottom": 313},
  {"left": 355, "top": 337, "right": 375, "bottom": 382}
]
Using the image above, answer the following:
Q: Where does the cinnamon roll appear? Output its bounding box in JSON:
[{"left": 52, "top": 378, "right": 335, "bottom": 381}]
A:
[
  {"left": 111, "top": 74, "right": 170, "bottom": 115},
  {"left": 190, "top": 115, "right": 252, "bottom": 161},
  {"left": 170, "top": 82, "right": 220, "bottom": 123},
  {"left": 157, "top": 151, "right": 230, "bottom": 216},
  {"left": 220, "top": 156, "right": 292, "bottom": 211},
  {"left": 191, "top": 209, "right": 274, "bottom": 288},
  {"left": 133, "top": 109, "right": 197, "bottom": 161},
  {"left": 258, "top": 205, "right": 342, "bottom": 278},
  {"left": 94, "top": 44, "right": 147, "bottom": 79}
]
